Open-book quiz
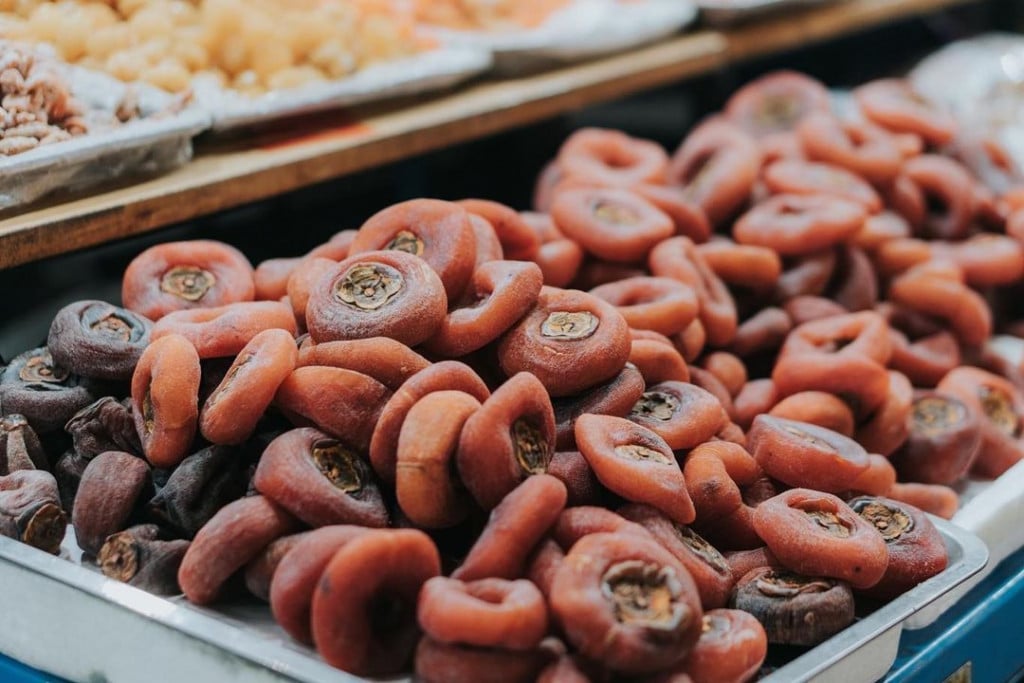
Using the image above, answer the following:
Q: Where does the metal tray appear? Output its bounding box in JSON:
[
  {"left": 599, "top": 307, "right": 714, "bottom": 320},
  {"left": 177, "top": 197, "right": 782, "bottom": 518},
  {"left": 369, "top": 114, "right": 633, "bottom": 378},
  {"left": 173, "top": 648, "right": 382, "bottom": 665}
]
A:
[
  {"left": 697, "top": 0, "right": 838, "bottom": 26},
  {"left": 0, "top": 517, "right": 986, "bottom": 683}
]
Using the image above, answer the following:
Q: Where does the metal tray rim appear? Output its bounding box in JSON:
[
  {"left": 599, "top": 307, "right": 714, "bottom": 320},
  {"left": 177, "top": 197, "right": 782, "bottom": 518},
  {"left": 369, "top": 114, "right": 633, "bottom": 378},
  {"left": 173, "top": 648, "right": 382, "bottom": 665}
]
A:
[{"left": 0, "top": 515, "right": 988, "bottom": 683}]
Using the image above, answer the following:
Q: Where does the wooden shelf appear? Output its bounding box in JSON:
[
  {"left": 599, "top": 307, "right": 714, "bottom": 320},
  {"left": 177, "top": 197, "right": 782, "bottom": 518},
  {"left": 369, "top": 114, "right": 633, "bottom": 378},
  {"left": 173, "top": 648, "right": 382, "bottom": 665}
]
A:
[{"left": 0, "top": 0, "right": 980, "bottom": 269}]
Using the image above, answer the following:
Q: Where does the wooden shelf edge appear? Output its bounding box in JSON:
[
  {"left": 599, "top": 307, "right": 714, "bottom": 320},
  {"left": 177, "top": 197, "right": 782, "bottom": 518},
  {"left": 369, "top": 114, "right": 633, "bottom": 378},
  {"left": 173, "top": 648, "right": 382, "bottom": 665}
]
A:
[{"left": 0, "top": 0, "right": 983, "bottom": 269}]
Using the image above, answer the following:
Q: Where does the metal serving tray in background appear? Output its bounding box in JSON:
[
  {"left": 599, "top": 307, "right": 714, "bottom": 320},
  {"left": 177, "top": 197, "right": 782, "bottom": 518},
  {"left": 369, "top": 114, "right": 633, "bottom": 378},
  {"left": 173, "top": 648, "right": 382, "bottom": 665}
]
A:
[{"left": 0, "top": 518, "right": 987, "bottom": 683}]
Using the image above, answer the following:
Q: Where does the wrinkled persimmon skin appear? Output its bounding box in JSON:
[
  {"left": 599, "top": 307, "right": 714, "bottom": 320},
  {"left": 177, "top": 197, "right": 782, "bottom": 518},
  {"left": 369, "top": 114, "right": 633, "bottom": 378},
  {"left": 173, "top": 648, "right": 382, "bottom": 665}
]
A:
[
  {"left": 254, "top": 427, "right": 389, "bottom": 528},
  {"left": 457, "top": 372, "right": 556, "bottom": 510},
  {"left": 131, "top": 333, "right": 201, "bottom": 469},
  {"left": 628, "top": 381, "right": 727, "bottom": 451},
  {"left": 122, "top": 240, "right": 255, "bottom": 321},
  {"left": 311, "top": 529, "right": 441, "bottom": 677},
  {"left": 589, "top": 277, "right": 698, "bottom": 337},
  {"left": 618, "top": 504, "right": 735, "bottom": 610},
  {"left": 753, "top": 489, "right": 888, "bottom": 589},
  {"left": 349, "top": 199, "right": 477, "bottom": 302},
  {"left": 551, "top": 532, "right": 704, "bottom": 674},
  {"left": 887, "top": 482, "right": 959, "bottom": 520},
  {"left": 677, "top": 609, "right": 768, "bottom": 683},
  {"left": 498, "top": 287, "right": 631, "bottom": 398},
  {"left": 769, "top": 391, "right": 855, "bottom": 437},
  {"left": 553, "top": 364, "right": 646, "bottom": 450},
  {"left": 855, "top": 371, "right": 913, "bottom": 457},
  {"left": 297, "top": 337, "right": 429, "bottom": 391},
  {"left": 370, "top": 362, "right": 490, "bottom": 485},
  {"left": 747, "top": 415, "right": 870, "bottom": 493},
  {"left": 414, "top": 637, "right": 546, "bottom": 683},
  {"left": 396, "top": 391, "right": 479, "bottom": 529},
  {"left": 849, "top": 496, "right": 948, "bottom": 601},
  {"left": 275, "top": 366, "right": 390, "bottom": 452},
  {"left": 938, "top": 367, "right": 1024, "bottom": 478},
  {"left": 458, "top": 199, "right": 541, "bottom": 262},
  {"left": 552, "top": 506, "right": 653, "bottom": 551},
  {"left": 683, "top": 441, "right": 763, "bottom": 525},
  {"left": 270, "top": 526, "right": 369, "bottom": 644},
  {"left": 424, "top": 260, "right": 544, "bottom": 358},
  {"left": 890, "top": 391, "right": 982, "bottom": 485},
  {"left": 575, "top": 414, "right": 695, "bottom": 525},
  {"left": 417, "top": 577, "right": 549, "bottom": 651},
  {"left": 151, "top": 301, "right": 297, "bottom": 359},
  {"left": 667, "top": 118, "right": 762, "bottom": 226},
  {"left": 453, "top": 474, "right": 567, "bottom": 582},
  {"left": 200, "top": 328, "right": 298, "bottom": 445},
  {"left": 179, "top": 495, "right": 299, "bottom": 605},
  {"left": 305, "top": 250, "right": 448, "bottom": 347},
  {"left": 552, "top": 187, "right": 675, "bottom": 263}
]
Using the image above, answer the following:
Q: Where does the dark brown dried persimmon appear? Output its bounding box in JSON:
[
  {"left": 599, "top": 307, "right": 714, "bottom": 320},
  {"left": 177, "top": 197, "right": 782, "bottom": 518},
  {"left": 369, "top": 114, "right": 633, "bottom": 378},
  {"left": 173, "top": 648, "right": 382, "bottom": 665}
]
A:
[
  {"left": 424, "top": 260, "right": 544, "bottom": 358},
  {"left": 370, "top": 361, "right": 490, "bottom": 485},
  {"left": 311, "top": 529, "right": 441, "bottom": 676},
  {"left": 575, "top": 414, "right": 695, "bottom": 525},
  {"left": 729, "top": 308, "right": 792, "bottom": 359},
  {"left": 747, "top": 415, "right": 869, "bottom": 493},
  {"left": 553, "top": 364, "right": 646, "bottom": 450},
  {"left": 629, "top": 379, "right": 726, "bottom": 451},
  {"left": 589, "top": 276, "right": 698, "bottom": 337},
  {"left": 458, "top": 199, "right": 540, "bottom": 261},
  {"left": 619, "top": 504, "right": 735, "bottom": 610},
  {"left": 764, "top": 159, "right": 882, "bottom": 212},
  {"left": 752, "top": 489, "right": 888, "bottom": 589},
  {"left": 131, "top": 334, "right": 200, "bottom": 469},
  {"left": 724, "top": 71, "right": 831, "bottom": 139},
  {"left": 828, "top": 245, "right": 879, "bottom": 313},
  {"left": 887, "top": 482, "right": 959, "bottom": 520},
  {"left": 889, "top": 264, "right": 991, "bottom": 348},
  {"left": 769, "top": 391, "right": 855, "bottom": 437},
  {"left": 0, "top": 470, "right": 66, "bottom": 554},
  {"left": 797, "top": 112, "right": 904, "bottom": 184},
  {"left": 297, "top": 337, "right": 429, "bottom": 391},
  {"left": 734, "top": 379, "right": 779, "bottom": 431},
  {"left": 677, "top": 609, "right": 768, "bottom": 683},
  {"left": 178, "top": 495, "right": 298, "bottom": 605},
  {"left": 629, "top": 335, "right": 690, "bottom": 385},
  {"left": 305, "top": 250, "right": 448, "bottom": 347},
  {"left": 254, "top": 427, "right": 388, "bottom": 528},
  {"left": 550, "top": 531, "right": 703, "bottom": 674},
  {"left": 558, "top": 127, "right": 669, "bottom": 186},
  {"left": 547, "top": 450, "right": 604, "bottom": 506},
  {"left": 349, "top": 198, "right": 477, "bottom": 301},
  {"left": 854, "top": 79, "right": 956, "bottom": 147},
  {"left": 414, "top": 637, "right": 546, "bottom": 683},
  {"left": 937, "top": 367, "right": 1024, "bottom": 478},
  {"left": 551, "top": 187, "right": 674, "bottom": 263},
  {"left": 683, "top": 440, "right": 763, "bottom": 525},
  {"left": 275, "top": 366, "right": 390, "bottom": 452},
  {"left": 498, "top": 287, "right": 630, "bottom": 397},
  {"left": 270, "top": 525, "right": 369, "bottom": 644},
  {"left": 551, "top": 506, "right": 651, "bottom": 551},
  {"left": 890, "top": 391, "right": 981, "bottom": 485},
  {"left": 254, "top": 257, "right": 300, "bottom": 301},
  {"left": 667, "top": 118, "right": 762, "bottom": 226},
  {"left": 122, "top": 240, "right": 255, "bottom": 321},
  {"left": 395, "top": 390, "right": 479, "bottom": 528},
  {"left": 418, "top": 577, "right": 548, "bottom": 650},
  {"left": 457, "top": 372, "right": 556, "bottom": 510},
  {"left": 849, "top": 496, "right": 948, "bottom": 600},
  {"left": 100, "top": 524, "right": 189, "bottom": 596},
  {"left": 772, "top": 311, "right": 892, "bottom": 416},
  {"left": 0, "top": 347, "right": 98, "bottom": 434},
  {"left": 72, "top": 451, "right": 151, "bottom": 556},
  {"left": 695, "top": 240, "right": 782, "bottom": 290},
  {"left": 150, "top": 301, "right": 296, "bottom": 359},
  {"left": 48, "top": 300, "right": 153, "bottom": 381},
  {"left": 649, "top": 236, "right": 738, "bottom": 348},
  {"left": 731, "top": 567, "right": 854, "bottom": 646},
  {"left": 733, "top": 194, "right": 866, "bottom": 257}
]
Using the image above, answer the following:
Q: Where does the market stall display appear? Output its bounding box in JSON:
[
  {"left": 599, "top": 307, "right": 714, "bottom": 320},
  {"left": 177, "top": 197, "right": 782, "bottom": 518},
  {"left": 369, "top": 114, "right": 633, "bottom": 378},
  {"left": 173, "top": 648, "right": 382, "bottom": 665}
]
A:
[{"left": 1, "top": 64, "right": 1020, "bottom": 681}]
